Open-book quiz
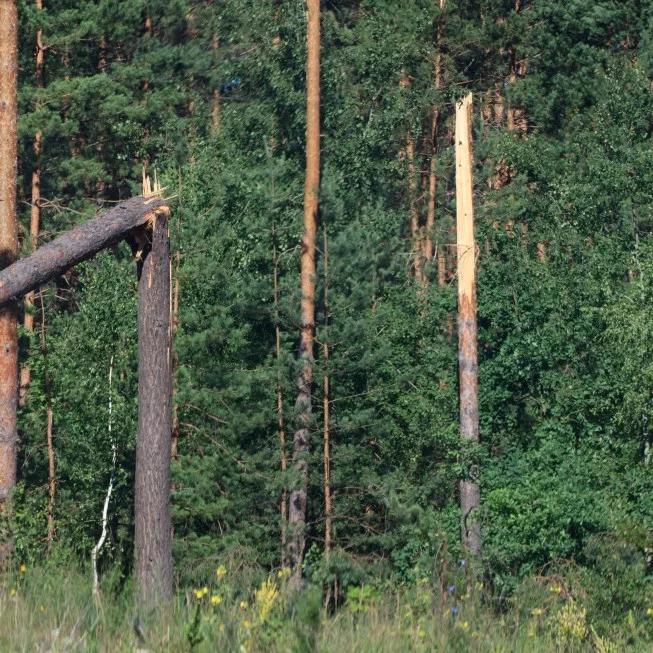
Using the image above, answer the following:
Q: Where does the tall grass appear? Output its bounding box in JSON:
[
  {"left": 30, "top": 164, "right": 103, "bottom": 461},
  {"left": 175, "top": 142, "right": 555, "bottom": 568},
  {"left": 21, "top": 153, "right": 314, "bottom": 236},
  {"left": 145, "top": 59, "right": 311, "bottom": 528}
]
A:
[{"left": 0, "top": 564, "right": 648, "bottom": 652}]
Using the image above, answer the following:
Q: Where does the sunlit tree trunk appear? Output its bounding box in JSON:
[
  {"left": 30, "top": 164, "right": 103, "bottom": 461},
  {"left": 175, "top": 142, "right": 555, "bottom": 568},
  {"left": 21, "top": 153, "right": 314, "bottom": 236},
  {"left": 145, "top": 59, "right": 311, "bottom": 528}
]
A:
[
  {"left": 287, "top": 0, "right": 320, "bottom": 585},
  {"left": 455, "top": 94, "right": 481, "bottom": 557},
  {"left": 0, "top": 1, "right": 19, "bottom": 529}
]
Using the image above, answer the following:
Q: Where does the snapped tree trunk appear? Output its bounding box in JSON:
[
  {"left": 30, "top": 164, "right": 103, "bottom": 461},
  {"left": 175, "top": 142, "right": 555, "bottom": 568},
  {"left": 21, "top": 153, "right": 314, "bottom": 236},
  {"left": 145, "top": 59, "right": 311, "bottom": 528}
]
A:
[
  {"left": 287, "top": 0, "right": 320, "bottom": 584},
  {"left": 0, "top": 0, "right": 19, "bottom": 519},
  {"left": 20, "top": 0, "right": 45, "bottom": 407},
  {"left": 455, "top": 93, "right": 481, "bottom": 557},
  {"left": 0, "top": 196, "right": 167, "bottom": 306},
  {"left": 134, "top": 208, "right": 173, "bottom": 605}
]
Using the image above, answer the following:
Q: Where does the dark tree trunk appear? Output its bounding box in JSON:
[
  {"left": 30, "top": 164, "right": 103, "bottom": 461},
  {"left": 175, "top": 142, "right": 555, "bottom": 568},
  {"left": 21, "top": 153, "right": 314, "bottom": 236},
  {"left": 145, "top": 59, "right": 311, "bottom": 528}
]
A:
[
  {"left": 134, "top": 209, "right": 173, "bottom": 605},
  {"left": 0, "top": 196, "right": 166, "bottom": 307}
]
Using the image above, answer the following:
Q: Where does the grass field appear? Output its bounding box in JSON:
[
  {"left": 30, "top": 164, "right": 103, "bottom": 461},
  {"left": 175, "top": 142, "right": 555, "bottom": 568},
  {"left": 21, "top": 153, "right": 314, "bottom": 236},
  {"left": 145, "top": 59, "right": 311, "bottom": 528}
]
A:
[{"left": 1, "top": 562, "right": 651, "bottom": 652}]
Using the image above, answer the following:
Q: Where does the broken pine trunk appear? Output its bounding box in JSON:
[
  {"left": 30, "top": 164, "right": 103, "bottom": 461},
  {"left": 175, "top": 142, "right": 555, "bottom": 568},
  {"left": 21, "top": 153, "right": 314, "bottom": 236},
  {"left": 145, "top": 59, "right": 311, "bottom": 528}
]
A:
[
  {"left": 134, "top": 207, "right": 173, "bottom": 605},
  {"left": 455, "top": 93, "right": 481, "bottom": 557}
]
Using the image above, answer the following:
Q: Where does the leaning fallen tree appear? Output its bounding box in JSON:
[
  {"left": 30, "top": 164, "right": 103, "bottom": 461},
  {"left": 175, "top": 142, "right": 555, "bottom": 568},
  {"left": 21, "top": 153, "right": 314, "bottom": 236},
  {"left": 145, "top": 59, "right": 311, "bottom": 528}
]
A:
[
  {"left": 0, "top": 195, "right": 166, "bottom": 305},
  {"left": 0, "top": 192, "right": 173, "bottom": 605}
]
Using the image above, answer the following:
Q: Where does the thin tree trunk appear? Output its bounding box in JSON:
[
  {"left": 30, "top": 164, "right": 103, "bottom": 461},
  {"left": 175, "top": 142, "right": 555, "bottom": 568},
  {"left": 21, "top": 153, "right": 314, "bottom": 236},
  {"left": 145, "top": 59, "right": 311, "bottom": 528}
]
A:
[
  {"left": 211, "top": 36, "right": 221, "bottom": 134},
  {"left": 171, "top": 251, "right": 180, "bottom": 461},
  {"left": 287, "top": 0, "right": 320, "bottom": 585},
  {"left": 38, "top": 293, "right": 55, "bottom": 550},
  {"left": 322, "top": 226, "right": 332, "bottom": 559},
  {"left": 424, "top": 0, "right": 446, "bottom": 288},
  {"left": 20, "top": 0, "right": 45, "bottom": 407},
  {"left": 134, "top": 209, "right": 173, "bottom": 605},
  {"left": 273, "top": 233, "right": 288, "bottom": 564},
  {"left": 0, "top": 1, "right": 19, "bottom": 525},
  {"left": 455, "top": 93, "right": 481, "bottom": 557},
  {"left": 0, "top": 196, "right": 168, "bottom": 307}
]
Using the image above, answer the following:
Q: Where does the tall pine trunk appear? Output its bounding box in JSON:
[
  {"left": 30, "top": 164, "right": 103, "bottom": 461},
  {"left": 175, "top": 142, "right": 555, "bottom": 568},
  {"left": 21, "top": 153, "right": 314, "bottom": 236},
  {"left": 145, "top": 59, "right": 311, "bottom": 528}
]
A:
[
  {"left": 287, "top": 0, "right": 320, "bottom": 584},
  {"left": 455, "top": 94, "right": 481, "bottom": 557},
  {"left": 0, "top": 1, "right": 19, "bottom": 524},
  {"left": 20, "top": 0, "right": 45, "bottom": 407}
]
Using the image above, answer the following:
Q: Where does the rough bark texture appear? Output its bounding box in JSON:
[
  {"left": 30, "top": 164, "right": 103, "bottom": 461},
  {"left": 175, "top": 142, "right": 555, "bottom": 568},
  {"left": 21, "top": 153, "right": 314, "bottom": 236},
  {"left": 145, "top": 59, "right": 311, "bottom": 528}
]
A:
[
  {"left": 134, "top": 209, "right": 173, "bottom": 605},
  {"left": 19, "top": 0, "right": 45, "bottom": 407},
  {"left": 0, "top": 0, "right": 19, "bottom": 514},
  {"left": 455, "top": 93, "right": 481, "bottom": 557},
  {"left": 287, "top": 0, "right": 320, "bottom": 584},
  {"left": 0, "top": 196, "right": 166, "bottom": 307}
]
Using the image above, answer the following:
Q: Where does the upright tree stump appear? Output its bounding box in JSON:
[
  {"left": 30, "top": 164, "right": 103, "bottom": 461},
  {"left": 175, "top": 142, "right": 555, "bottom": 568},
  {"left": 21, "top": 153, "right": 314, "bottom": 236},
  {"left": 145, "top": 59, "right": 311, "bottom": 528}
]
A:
[
  {"left": 455, "top": 93, "right": 481, "bottom": 557},
  {"left": 134, "top": 209, "right": 173, "bottom": 604}
]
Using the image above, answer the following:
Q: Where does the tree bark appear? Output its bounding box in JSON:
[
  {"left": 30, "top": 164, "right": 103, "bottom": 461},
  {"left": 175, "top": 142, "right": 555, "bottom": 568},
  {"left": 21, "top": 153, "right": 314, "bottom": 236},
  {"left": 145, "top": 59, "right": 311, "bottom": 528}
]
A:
[
  {"left": 20, "top": 0, "right": 45, "bottom": 407},
  {"left": 0, "top": 0, "right": 19, "bottom": 518},
  {"left": 455, "top": 93, "right": 481, "bottom": 557},
  {"left": 287, "top": 0, "right": 320, "bottom": 585},
  {"left": 0, "top": 196, "right": 167, "bottom": 307},
  {"left": 134, "top": 208, "right": 173, "bottom": 605}
]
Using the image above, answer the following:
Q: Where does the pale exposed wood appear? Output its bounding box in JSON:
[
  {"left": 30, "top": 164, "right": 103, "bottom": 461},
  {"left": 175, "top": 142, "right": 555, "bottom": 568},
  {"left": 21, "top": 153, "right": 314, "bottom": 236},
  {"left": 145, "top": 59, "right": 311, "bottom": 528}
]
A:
[
  {"left": 455, "top": 93, "right": 481, "bottom": 557},
  {"left": 288, "top": 0, "right": 321, "bottom": 585},
  {"left": 0, "top": 0, "right": 19, "bottom": 517}
]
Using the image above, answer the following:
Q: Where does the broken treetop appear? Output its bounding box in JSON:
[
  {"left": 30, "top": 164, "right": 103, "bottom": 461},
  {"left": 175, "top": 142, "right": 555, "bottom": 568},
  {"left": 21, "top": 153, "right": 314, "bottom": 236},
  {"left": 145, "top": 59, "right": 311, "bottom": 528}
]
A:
[{"left": 0, "top": 196, "right": 168, "bottom": 307}]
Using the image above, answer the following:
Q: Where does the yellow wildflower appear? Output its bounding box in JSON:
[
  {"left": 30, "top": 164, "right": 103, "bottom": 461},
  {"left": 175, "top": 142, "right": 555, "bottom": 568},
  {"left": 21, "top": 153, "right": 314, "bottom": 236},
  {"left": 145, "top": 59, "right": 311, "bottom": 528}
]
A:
[
  {"left": 254, "top": 578, "right": 278, "bottom": 622},
  {"left": 242, "top": 619, "right": 252, "bottom": 629},
  {"left": 216, "top": 565, "right": 227, "bottom": 579},
  {"left": 459, "top": 621, "right": 470, "bottom": 631},
  {"left": 240, "top": 601, "right": 249, "bottom": 609},
  {"left": 277, "top": 567, "right": 291, "bottom": 579},
  {"left": 19, "top": 564, "right": 26, "bottom": 574},
  {"left": 219, "top": 624, "right": 225, "bottom": 633},
  {"left": 9, "top": 588, "right": 16, "bottom": 597},
  {"left": 647, "top": 607, "right": 653, "bottom": 617},
  {"left": 211, "top": 594, "right": 222, "bottom": 606},
  {"left": 550, "top": 584, "right": 562, "bottom": 594},
  {"left": 194, "top": 586, "right": 209, "bottom": 600},
  {"left": 531, "top": 608, "right": 544, "bottom": 617}
]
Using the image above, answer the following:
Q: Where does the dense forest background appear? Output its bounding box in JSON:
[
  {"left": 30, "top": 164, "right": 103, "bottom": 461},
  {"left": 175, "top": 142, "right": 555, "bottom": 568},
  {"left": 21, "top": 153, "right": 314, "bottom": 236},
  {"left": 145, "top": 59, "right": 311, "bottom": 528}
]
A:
[{"left": 9, "top": 0, "right": 653, "bottom": 613}]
